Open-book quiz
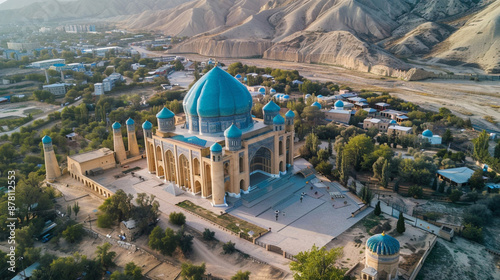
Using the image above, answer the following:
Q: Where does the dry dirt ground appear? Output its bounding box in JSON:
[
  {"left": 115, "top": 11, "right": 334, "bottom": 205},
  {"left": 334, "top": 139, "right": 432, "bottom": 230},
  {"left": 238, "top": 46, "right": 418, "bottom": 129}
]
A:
[
  {"left": 178, "top": 54, "right": 500, "bottom": 132},
  {"left": 324, "top": 213, "right": 434, "bottom": 279},
  {"left": 52, "top": 177, "right": 291, "bottom": 280}
]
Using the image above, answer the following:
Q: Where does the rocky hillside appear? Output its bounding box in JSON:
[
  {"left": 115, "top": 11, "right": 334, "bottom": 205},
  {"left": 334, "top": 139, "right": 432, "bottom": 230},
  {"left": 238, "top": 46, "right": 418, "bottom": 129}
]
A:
[{"left": 2, "top": 0, "right": 498, "bottom": 74}]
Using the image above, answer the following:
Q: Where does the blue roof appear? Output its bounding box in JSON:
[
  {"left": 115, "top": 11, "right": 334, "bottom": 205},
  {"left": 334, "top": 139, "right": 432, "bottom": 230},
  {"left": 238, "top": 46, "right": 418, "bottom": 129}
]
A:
[
  {"left": 235, "top": 74, "right": 242, "bottom": 78},
  {"left": 285, "top": 110, "right": 295, "bottom": 118},
  {"left": 390, "top": 120, "right": 397, "bottom": 124},
  {"left": 183, "top": 67, "right": 253, "bottom": 118},
  {"left": 273, "top": 114, "right": 285, "bottom": 125},
  {"left": 142, "top": 120, "right": 153, "bottom": 130},
  {"left": 171, "top": 135, "right": 207, "bottom": 147},
  {"left": 305, "top": 94, "right": 311, "bottom": 98},
  {"left": 270, "top": 88, "right": 276, "bottom": 93},
  {"left": 224, "top": 124, "right": 242, "bottom": 138},
  {"left": 283, "top": 95, "right": 290, "bottom": 99},
  {"left": 42, "top": 135, "right": 52, "bottom": 144},
  {"left": 259, "top": 87, "right": 266, "bottom": 93},
  {"left": 312, "top": 102, "right": 322, "bottom": 109},
  {"left": 422, "top": 129, "right": 433, "bottom": 137},
  {"left": 263, "top": 100, "right": 280, "bottom": 112},
  {"left": 156, "top": 107, "right": 175, "bottom": 119},
  {"left": 318, "top": 95, "right": 323, "bottom": 98},
  {"left": 112, "top": 122, "right": 121, "bottom": 129},
  {"left": 210, "top": 142, "right": 222, "bottom": 153},
  {"left": 126, "top": 118, "right": 134, "bottom": 125},
  {"left": 335, "top": 100, "right": 344, "bottom": 107},
  {"left": 366, "top": 233, "right": 400, "bottom": 256}
]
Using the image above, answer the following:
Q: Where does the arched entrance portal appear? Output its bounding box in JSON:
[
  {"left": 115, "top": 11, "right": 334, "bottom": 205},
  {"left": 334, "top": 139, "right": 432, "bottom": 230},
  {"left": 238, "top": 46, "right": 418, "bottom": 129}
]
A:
[
  {"left": 194, "top": 181, "right": 201, "bottom": 193},
  {"left": 179, "top": 154, "right": 191, "bottom": 191},
  {"left": 250, "top": 147, "right": 272, "bottom": 173},
  {"left": 204, "top": 165, "right": 212, "bottom": 197},
  {"left": 165, "top": 150, "right": 176, "bottom": 182}
]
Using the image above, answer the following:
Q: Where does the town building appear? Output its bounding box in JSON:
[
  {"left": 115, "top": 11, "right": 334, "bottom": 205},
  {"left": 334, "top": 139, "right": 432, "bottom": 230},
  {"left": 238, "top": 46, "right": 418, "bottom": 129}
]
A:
[
  {"left": 30, "top": 58, "right": 65, "bottom": 69},
  {"left": 94, "top": 83, "right": 104, "bottom": 95},
  {"left": 380, "top": 109, "right": 409, "bottom": 123},
  {"left": 387, "top": 125, "right": 412, "bottom": 137},
  {"left": 43, "top": 83, "right": 67, "bottom": 96},
  {"left": 437, "top": 167, "right": 475, "bottom": 187},
  {"left": 421, "top": 129, "right": 442, "bottom": 145},
  {"left": 324, "top": 100, "right": 351, "bottom": 124},
  {"left": 362, "top": 232, "right": 400, "bottom": 280},
  {"left": 363, "top": 118, "right": 391, "bottom": 133},
  {"left": 103, "top": 72, "right": 124, "bottom": 92},
  {"left": 7, "top": 42, "right": 40, "bottom": 51}
]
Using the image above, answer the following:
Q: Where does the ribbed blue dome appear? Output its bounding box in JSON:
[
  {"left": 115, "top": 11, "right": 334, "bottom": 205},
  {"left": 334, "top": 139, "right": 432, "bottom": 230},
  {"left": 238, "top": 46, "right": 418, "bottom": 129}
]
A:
[
  {"left": 366, "top": 233, "right": 400, "bottom": 256},
  {"left": 142, "top": 120, "right": 153, "bottom": 130},
  {"left": 273, "top": 114, "right": 285, "bottom": 125},
  {"left": 126, "top": 118, "right": 135, "bottom": 125},
  {"left": 318, "top": 95, "right": 323, "bottom": 98},
  {"left": 312, "top": 102, "right": 322, "bottom": 109},
  {"left": 112, "top": 122, "right": 121, "bottom": 129},
  {"left": 210, "top": 142, "right": 222, "bottom": 153},
  {"left": 335, "top": 100, "right": 344, "bottom": 107},
  {"left": 285, "top": 110, "right": 295, "bottom": 118},
  {"left": 224, "top": 124, "right": 242, "bottom": 138},
  {"left": 283, "top": 95, "right": 290, "bottom": 99},
  {"left": 259, "top": 87, "right": 266, "bottom": 93},
  {"left": 270, "top": 88, "right": 276, "bottom": 93},
  {"left": 235, "top": 74, "right": 242, "bottom": 79},
  {"left": 263, "top": 101, "right": 280, "bottom": 112},
  {"left": 42, "top": 135, "right": 52, "bottom": 144},
  {"left": 183, "top": 67, "right": 253, "bottom": 118},
  {"left": 422, "top": 129, "right": 433, "bottom": 137},
  {"left": 390, "top": 120, "right": 397, "bottom": 124},
  {"left": 156, "top": 107, "right": 175, "bottom": 119}
]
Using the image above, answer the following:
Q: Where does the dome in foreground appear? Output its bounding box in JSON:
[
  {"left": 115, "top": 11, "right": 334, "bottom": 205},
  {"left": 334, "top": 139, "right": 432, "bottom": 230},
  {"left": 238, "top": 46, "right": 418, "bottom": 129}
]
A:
[
  {"left": 42, "top": 135, "right": 52, "bottom": 144},
  {"left": 273, "top": 114, "right": 285, "bottom": 125},
  {"left": 312, "top": 102, "right": 322, "bottom": 109},
  {"left": 142, "top": 120, "right": 152, "bottom": 130},
  {"left": 112, "top": 122, "right": 121, "bottom": 129},
  {"left": 422, "top": 129, "right": 433, "bottom": 137},
  {"left": 210, "top": 142, "right": 222, "bottom": 153},
  {"left": 263, "top": 100, "right": 280, "bottom": 112},
  {"left": 183, "top": 67, "right": 252, "bottom": 118},
  {"left": 366, "top": 232, "right": 400, "bottom": 256},
  {"left": 156, "top": 107, "right": 175, "bottom": 119},
  {"left": 224, "top": 124, "right": 242, "bottom": 138},
  {"left": 285, "top": 110, "right": 295, "bottom": 118},
  {"left": 335, "top": 100, "right": 344, "bottom": 107},
  {"left": 126, "top": 118, "right": 135, "bottom": 125}
]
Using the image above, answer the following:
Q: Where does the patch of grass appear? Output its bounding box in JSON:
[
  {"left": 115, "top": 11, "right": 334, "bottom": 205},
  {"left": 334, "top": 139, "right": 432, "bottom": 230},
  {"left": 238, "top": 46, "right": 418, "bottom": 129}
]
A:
[
  {"left": 483, "top": 115, "right": 497, "bottom": 124},
  {"left": 177, "top": 200, "right": 267, "bottom": 237},
  {"left": 362, "top": 213, "right": 385, "bottom": 234},
  {"left": 23, "top": 108, "right": 43, "bottom": 115}
]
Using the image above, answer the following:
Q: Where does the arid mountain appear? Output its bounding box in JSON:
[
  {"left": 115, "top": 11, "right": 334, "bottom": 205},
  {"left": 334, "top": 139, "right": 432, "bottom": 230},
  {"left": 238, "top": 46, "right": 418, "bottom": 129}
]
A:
[{"left": 1, "top": 0, "right": 498, "bottom": 74}]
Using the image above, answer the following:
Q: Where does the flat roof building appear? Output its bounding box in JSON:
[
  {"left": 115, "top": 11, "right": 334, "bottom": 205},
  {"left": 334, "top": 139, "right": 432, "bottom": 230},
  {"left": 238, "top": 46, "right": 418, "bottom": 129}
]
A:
[
  {"left": 437, "top": 167, "right": 475, "bottom": 187},
  {"left": 31, "top": 58, "right": 65, "bottom": 69}
]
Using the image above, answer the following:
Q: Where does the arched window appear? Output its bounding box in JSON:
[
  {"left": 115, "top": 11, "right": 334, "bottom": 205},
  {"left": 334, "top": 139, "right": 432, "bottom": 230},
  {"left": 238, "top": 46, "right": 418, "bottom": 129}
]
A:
[
  {"left": 279, "top": 141, "right": 283, "bottom": 155},
  {"left": 193, "top": 158, "right": 200, "bottom": 176},
  {"left": 239, "top": 156, "right": 244, "bottom": 173}
]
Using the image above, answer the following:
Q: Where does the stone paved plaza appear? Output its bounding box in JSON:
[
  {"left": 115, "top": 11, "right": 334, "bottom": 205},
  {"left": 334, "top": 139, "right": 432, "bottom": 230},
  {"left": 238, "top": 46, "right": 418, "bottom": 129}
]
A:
[{"left": 87, "top": 158, "right": 371, "bottom": 255}]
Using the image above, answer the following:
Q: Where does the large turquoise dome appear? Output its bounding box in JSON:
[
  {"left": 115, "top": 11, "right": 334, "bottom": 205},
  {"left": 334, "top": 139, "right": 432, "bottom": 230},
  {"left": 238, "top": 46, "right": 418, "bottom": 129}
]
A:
[
  {"left": 422, "top": 129, "right": 433, "bottom": 137},
  {"left": 366, "top": 233, "right": 400, "bottom": 256},
  {"left": 183, "top": 67, "right": 252, "bottom": 118}
]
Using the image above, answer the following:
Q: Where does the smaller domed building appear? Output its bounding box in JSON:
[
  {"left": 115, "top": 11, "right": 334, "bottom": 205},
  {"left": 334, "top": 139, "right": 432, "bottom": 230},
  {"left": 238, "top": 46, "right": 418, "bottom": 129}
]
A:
[
  {"left": 362, "top": 232, "right": 400, "bottom": 280},
  {"left": 420, "top": 129, "right": 442, "bottom": 145}
]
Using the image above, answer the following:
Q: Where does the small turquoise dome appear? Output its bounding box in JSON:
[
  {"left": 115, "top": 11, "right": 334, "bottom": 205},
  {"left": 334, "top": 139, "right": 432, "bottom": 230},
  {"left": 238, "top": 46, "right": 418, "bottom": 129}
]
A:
[
  {"left": 318, "top": 95, "right": 323, "bottom": 98},
  {"left": 285, "top": 110, "right": 295, "bottom": 118},
  {"left": 224, "top": 124, "right": 242, "bottom": 138},
  {"left": 335, "top": 100, "right": 344, "bottom": 107},
  {"left": 422, "top": 129, "right": 433, "bottom": 137},
  {"left": 142, "top": 120, "right": 153, "bottom": 130},
  {"left": 283, "top": 95, "right": 290, "bottom": 99},
  {"left": 42, "top": 135, "right": 52, "bottom": 144},
  {"left": 273, "top": 114, "right": 285, "bottom": 125},
  {"left": 210, "top": 142, "right": 222, "bottom": 153},
  {"left": 390, "top": 120, "right": 397, "bottom": 124},
  {"left": 259, "top": 87, "right": 266, "bottom": 93},
  {"left": 156, "top": 107, "right": 175, "bottom": 119},
  {"left": 270, "top": 88, "right": 276, "bottom": 93},
  {"left": 183, "top": 67, "right": 252, "bottom": 118},
  {"left": 126, "top": 118, "right": 134, "bottom": 125},
  {"left": 235, "top": 74, "right": 242, "bottom": 79},
  {"left": 366, "top": 233, "right": 400, "bottom": 256},
  {"left": 112, "top": 122, "right": 121, "bottom": 129},
  {"left": 263, "top": 101, "right": 280, "bottom": 112},
  {"left": 312, "top": 102, "right": 322, "bottom": 109}
]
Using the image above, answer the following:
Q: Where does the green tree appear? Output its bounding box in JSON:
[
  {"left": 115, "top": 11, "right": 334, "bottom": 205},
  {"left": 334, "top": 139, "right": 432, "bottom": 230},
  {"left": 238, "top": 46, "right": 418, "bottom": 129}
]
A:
[
  {"left": 466, "top": 191, "right": 479, "bottom": 204},
  {"left": 180, "top": 262, "right": 206, "bottom": 280},
  {"left": 124, "top": 261, "right": 143, "bottom": 280},
  {"left": 494, "top": 142, "right": 500, "bottom": 159},
  {"left": 169, "top": 211, "right": 186, "bottom": 226},
  {"left": 328, "top": 138, "right": 333, "bottom": 155},
  {"left": 339, "top": 151, "right": 349, "bottom": 186},
  {"left": 438, "top": 180, "right": 446, "bottom": 193},
  {"left": 202, "top": 228, "right": 215, "bottom": 241},
  {"left": 408, "top": 185, "right": 423, "bottom": 198},
  {"left": 95, "top": 242, "right": 116, "bottom": 270},
  {"left": 223, "top": 241, "right": 236, "bottom": 254},
  {"left": 462, "top": 224, "right": 483, "bottom": 243},
  {"left": 381, "top": 160, "right": 389, "bottom": 188},
  {"left": 232, "top": 271, "right": 251, "bottom": 280},
  {"left": 97, "top": 213, "right": 114, "bottom": 228},
  {"left": 469, "top": 169, "right": 485, "bottom": 191},
  {"left": 175, "top": 60, "right": 184, "bottom": 71},
  {"left": 358, "top": 186, "right": 373, "bottom": 204},
  {"left": 374, "top": 201, "right": 381, "bottom": 216},
  {"left": 73, "top": 202, "right": 80, "bottom": 218},
  {"left": 442, "top": 129, "right": 453, "bottom": 145},
  {"left": 316, "top": 161, "right": 333, "bottom": 176},
  {"left": 176, "top": 227, "right": 194, "bottom": 256},
  {"left": 393, "top": 180, "right": 400, "bottom": 193},
  {"left": 343, "top": 134, "right": 374, "bottom": 171},
  {"left": 473, "top": 130, "right": 490, "bottom": 161},
  {"left": 397, "top": 212, "right": 406, "bottom": 234},
  {"left": 62, "top": 224, "right": 85, "bottom": 243},
  {"left": 290, "top": 245, "right": 344, "bottom": 280},
  {"left": 98, "top": 189, "right": 133, "bottom": 223},
  {"left": 431, "top": 177, "right": 438, "bottom": 191},
  {"left": 449, "top": 189, "right": 462, "bottom": 203}
]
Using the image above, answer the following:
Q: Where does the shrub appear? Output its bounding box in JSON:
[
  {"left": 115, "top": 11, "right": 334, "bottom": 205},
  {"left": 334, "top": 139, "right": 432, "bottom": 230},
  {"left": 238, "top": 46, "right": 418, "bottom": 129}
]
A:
[
  {"left": 169, "top": 212, "right": 186, "bottom": 226},
  {"left": 97, "top": 213, "right": 114, "bottom": 228},
  {"left": 62, "top": 224, "right": 85, "bottom": 243},
  {"left": 202, "top": 228, "right": 215, "bottom": 241},
  {"left": 223, "top": 241, "right": 236, "bottom": 254}
]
